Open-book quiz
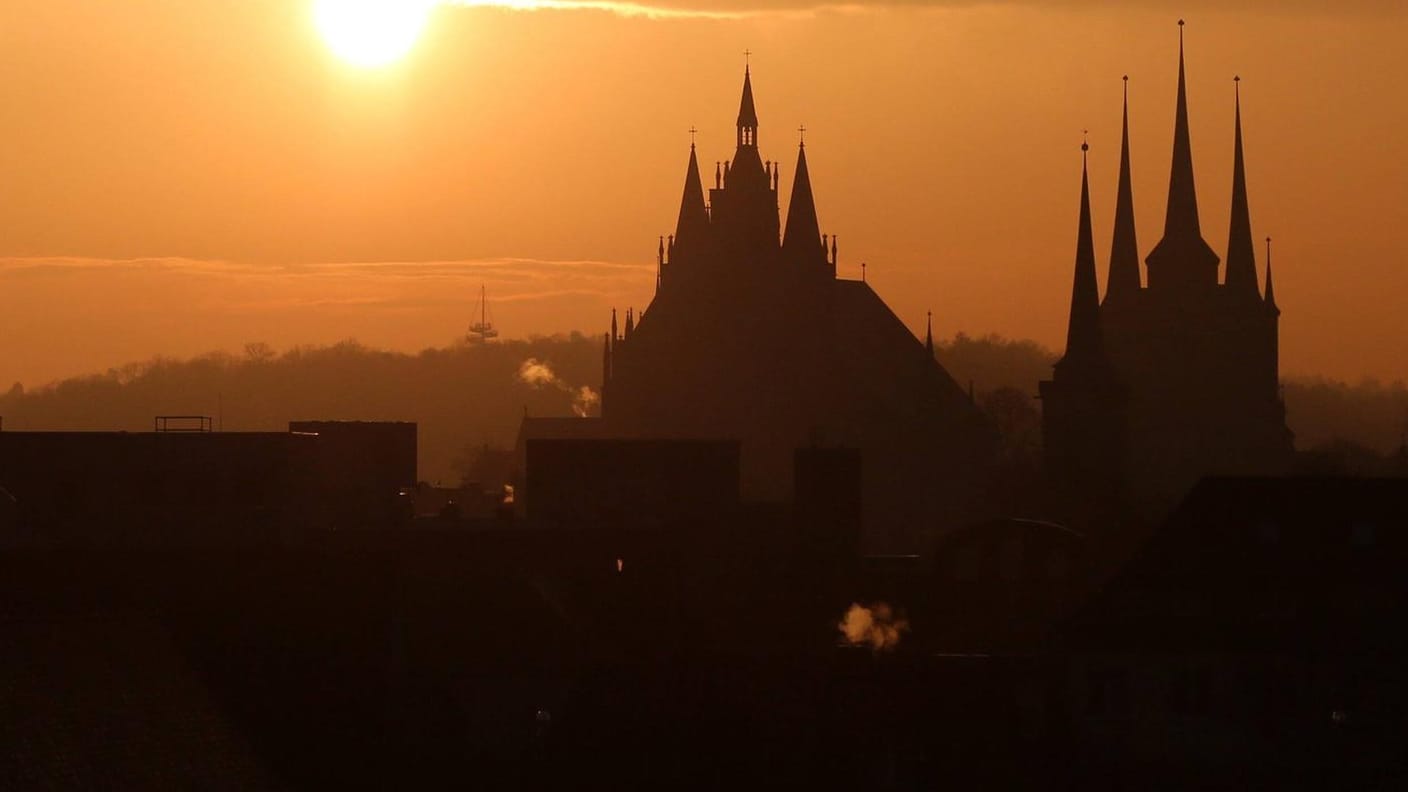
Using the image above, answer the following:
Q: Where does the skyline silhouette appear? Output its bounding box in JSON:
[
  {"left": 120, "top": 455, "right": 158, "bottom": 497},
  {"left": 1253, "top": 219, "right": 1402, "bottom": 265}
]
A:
[{"left": 4, "top": 9, "right": 1408, "bottom": 787}]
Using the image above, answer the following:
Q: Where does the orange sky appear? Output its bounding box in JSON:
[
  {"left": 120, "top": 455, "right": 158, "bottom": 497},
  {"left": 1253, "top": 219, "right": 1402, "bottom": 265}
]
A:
[{"left": 2, "top": 1, "right": 1406, "bottom": 388}]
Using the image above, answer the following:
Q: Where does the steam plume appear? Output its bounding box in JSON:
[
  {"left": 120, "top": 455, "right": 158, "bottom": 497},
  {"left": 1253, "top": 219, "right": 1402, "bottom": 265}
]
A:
[
  {"left": 837, "top": 602, "right": 909, "bottom": 652},
  {"left": 517, "top": 358, "right": 600, "bottom": 417}
]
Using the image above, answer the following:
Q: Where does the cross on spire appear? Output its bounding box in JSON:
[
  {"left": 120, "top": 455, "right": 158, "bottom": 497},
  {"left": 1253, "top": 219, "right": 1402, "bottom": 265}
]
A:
[
  {"left": 798, "top": 125, "right": 807, "bottom": 145},
  {"left": 744, "top": 49, "right": 752, "bottom": 67},
  {"left": 689, "top": 126, "right": 697, "bottom": 146}
]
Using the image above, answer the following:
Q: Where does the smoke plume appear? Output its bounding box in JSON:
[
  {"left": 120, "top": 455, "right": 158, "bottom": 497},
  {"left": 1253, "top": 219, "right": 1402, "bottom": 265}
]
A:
[
  {"left": 837, "top": 602, "right": 909, "bottom": 652},
  {"left": 517, "top": 358, "right": 600, "bottom": 417}
]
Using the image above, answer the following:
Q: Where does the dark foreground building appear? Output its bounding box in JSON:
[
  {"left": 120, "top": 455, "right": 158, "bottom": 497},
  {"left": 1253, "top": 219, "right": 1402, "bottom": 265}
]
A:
[
  {"left": 0, "top": 420, "right": 416, "bottom": 546},
  {"left": 1042, "top": 26, "right": 1294, "bottom": 521},
  {"left": 598, "top": 66, "right": 996, "bottom": 546}
]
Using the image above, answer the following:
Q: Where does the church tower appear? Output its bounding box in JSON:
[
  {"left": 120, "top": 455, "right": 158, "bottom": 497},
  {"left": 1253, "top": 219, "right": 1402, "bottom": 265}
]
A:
[
  {"left": 706, "top": 65, "right": 780, "bottom": 263},
  {"left": 1048, "top": 22, "right": 1293, "bottom": 518},
  {"left": 1039, "top": 140, "right": 1127, "bottom": 523}
]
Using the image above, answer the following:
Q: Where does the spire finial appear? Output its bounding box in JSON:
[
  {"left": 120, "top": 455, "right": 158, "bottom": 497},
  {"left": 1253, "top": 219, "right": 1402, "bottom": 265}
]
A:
[
  {"left": 744, "top": 49, "right": 752, "bottom": 70},
  {"left": 798, "top": 125, "right": 806, "bottom": 147},
  {"left": 689, "top": 125, "right": 697, "bottom": 148}
]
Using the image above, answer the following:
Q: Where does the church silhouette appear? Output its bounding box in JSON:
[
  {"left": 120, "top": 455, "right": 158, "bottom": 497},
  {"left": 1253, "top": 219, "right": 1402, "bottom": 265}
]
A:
[
  {"left": 599, "top": 65, "right": 997, "bottom": 545},
  {"left": 1041, "top": 23, "right": 1294, "bottom": 521}
]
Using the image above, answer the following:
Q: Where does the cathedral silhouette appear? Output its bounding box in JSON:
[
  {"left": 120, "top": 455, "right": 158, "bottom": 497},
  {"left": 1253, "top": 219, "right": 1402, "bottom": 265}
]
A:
[
  {"left": 600, "top": 65, "right": 997, "bottom": 544},
  {"left": 1040, "top": 23, "right": 1294, "bottom": 520}
]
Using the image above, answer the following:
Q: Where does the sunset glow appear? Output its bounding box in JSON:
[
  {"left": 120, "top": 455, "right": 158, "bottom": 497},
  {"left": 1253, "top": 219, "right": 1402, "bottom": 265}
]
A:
[{"left": 314, "top": 0, "right": 438, "bottom": 67}]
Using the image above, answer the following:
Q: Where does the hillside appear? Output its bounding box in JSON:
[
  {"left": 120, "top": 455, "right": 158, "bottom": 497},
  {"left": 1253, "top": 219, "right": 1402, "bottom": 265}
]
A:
[{"left": 2, "top": 331, "right": 1403, "bottom": 484}]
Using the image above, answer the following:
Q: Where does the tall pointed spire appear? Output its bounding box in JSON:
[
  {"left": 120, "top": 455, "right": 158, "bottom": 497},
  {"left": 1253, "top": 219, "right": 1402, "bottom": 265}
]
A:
[
  {"left": 1264, "top": 236, "right": 1279, "bottom": 315},
  {"left": 674, "top": 140, "right": 710, "bottom": 250},
  {"left": 737, "top": 64, "right": 759, "bottom": 144},
  {"left": 781, "top": 137, "right": 825, "bottom": 266},
  {"left": 1165, "top": 20, "right": 1200, "bottom": 238},
  {"left": 1146, "top": 20, "right": 1221, "bottom": 292},
  {"left": 1106, "top": 76, "right": 1141, "bottom": 301},
  {"left": 1224, "top": 76, "right": 1259, "bottom": 298},
  {"left": 1059, "top": 139, "right": 1104, "bottom": 371},
  {"left": 925, "top": 311, "right": 935, "bottom": 356}
]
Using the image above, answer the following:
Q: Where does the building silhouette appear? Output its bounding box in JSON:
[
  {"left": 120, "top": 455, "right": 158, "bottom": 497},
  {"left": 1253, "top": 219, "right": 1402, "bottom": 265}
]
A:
[
  {"left": 598, "top": 65, "right": 996, "bottom": 545},
  {"left": 1042, "top": 25, "right": 1294, "bottom": 519}
]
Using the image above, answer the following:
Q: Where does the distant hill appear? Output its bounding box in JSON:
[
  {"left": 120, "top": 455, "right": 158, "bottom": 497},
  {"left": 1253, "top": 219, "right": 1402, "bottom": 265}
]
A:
[
  {"left": 0, "top": 335, "right": 603, "bottom": 485},
  {"left": 2, "top": 331, "right": 1402, "bottom": 484}
]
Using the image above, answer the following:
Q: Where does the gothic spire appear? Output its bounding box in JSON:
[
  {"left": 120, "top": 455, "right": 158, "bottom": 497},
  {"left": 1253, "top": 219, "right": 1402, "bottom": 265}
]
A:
[
  {"left": 737, "top": 64, "right": 759, "bottom": 138},
  {"left": 1145, "top": 20, "right": 1220, "bottom": 291},
  {"left": 781, "top": 139, "right": 825, "bottom": 265},
  {"left": 1106, "top": 76, "right": 1141, "bottom": 301},
  {"left": 925, "top": 311, "right": 934, "bottom": 356},
  {"left": 1165, "top": 20, "right": 1201, "bottom": 239},
  {"left": 1224, "top": 76, "right": 1259, "bottom": 298},
  {"left": 737, "top": 64, "right": 760, "bottom": 150},
  {"left": 674, "top": 141, "right": 710, "bottom": 249},
  {"left": 1060, "top": 140, "right": 1104, "bottom": 370}
]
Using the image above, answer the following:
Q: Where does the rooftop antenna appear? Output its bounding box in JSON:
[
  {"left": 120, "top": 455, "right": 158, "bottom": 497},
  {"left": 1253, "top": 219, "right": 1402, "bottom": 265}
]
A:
[{"left": 468, "top": 284, "right": 499, "bottom": 344}]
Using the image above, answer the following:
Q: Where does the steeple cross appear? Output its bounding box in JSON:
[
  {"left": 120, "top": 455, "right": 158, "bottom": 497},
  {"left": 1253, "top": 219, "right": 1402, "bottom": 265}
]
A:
[
  {"left": 744, "top": 49, "right": 752, "bottom": 66},
  {"left": 689, "top": 126, "right": 697, "bottom": 145},
  {"left": 798, "top": 125, "right": 807, "bottom": 145}
]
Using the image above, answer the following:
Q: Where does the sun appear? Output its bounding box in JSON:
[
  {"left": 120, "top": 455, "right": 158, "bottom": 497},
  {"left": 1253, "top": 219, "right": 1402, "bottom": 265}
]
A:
[{"left": 314, "top": 0, "right": 438, "bottom": 68}]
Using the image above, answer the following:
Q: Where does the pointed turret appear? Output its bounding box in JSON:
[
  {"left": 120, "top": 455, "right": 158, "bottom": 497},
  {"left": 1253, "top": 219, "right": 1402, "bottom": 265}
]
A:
[
  {"left": 728, "top": 65, "right": 767, "bottom": 186},
  {"left": 1264, "top": 237, "right": 1279, "bottom": 316},
  {"left": 674, "top": 143, "right": 710, "bottom": 251},
  {"left": 1146, "top": 20, "right": 1221, "bottom": 293},
  {"left": 602, "top": 331, "right": 612, "bottom": 385},
  {"left": 925, "top": 312, "right": 935, "bottom": 356},
  {"left": 737, "top": 65, "right": 759, "bottom": 146},
  {"left": 1224, "top": 77, "right": 1260, "bottom": 298},
  {"left": 781, "top": 140, "right": 826, "bottom": 266},
  {"left": 1058, "top": 140, "right": 1104, "bottom": 374},
  {"left": 624, "top": 308, "right": 635, "bottom": 339},
  {"left": 1106, "top": 76, "right": 1141, "bottom": 302},
  {"left": 611, "top": 308, "right": 619, "bottom": 341}
]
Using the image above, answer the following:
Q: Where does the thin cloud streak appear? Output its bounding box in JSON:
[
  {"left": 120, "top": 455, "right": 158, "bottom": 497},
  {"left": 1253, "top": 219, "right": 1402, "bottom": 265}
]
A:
[{"left": 446, "top": 0, "right": 755, "bottom": 19}]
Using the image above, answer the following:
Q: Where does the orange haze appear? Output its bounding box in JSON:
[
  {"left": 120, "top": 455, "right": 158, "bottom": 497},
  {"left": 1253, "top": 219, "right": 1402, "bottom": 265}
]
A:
[{"left": 2, "top": 1, "right": 1406, "bottom": 387}]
